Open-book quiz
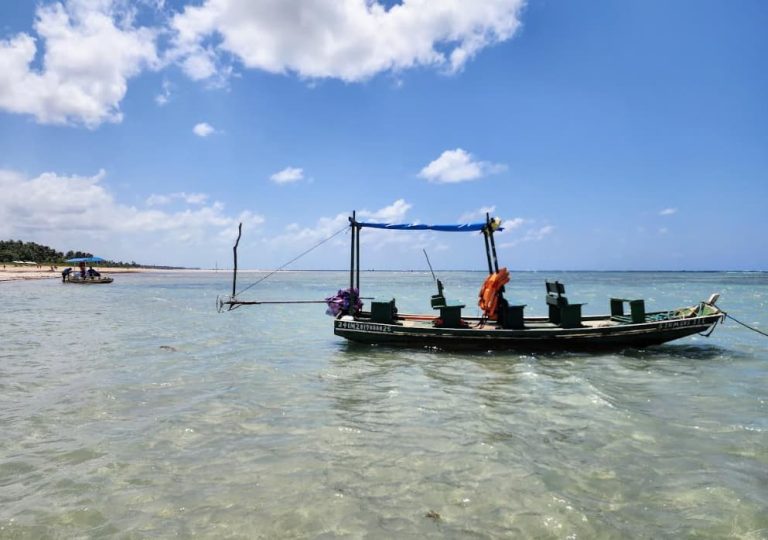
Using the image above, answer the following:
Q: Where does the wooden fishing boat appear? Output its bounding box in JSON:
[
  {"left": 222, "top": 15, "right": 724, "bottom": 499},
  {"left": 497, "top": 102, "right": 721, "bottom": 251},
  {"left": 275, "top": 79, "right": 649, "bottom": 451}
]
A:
[
  {"left": 331, "top": 212, "right": 724, "bottom": 351},
  {"left": 62, "top": 256, "right": 113, "bottom": 285},
  {"left": 63, "top": 274, "right": 114, "bottom": 285}
]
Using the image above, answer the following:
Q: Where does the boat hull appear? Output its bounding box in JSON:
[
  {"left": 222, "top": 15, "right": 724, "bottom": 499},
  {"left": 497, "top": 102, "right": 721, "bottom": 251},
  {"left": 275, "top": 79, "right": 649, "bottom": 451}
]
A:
[
  {"left": 64, "top": 276, "right": 114, "bottom": 284},
  {"left": 334, "top": 312, "right": 724, "bottom": 351}
]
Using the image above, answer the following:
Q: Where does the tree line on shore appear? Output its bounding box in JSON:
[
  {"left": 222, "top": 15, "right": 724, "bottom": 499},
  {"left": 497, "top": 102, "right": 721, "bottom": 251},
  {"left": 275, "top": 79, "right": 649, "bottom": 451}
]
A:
[{"left": 0, "top": 239, "right": 160, "bottom": 268}]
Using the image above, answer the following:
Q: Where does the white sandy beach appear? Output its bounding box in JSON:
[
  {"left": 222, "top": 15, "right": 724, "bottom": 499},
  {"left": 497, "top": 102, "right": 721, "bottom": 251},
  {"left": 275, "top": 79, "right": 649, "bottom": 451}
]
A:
[{"left": 0, "top": 265, "right": 201, "bottom": 282}]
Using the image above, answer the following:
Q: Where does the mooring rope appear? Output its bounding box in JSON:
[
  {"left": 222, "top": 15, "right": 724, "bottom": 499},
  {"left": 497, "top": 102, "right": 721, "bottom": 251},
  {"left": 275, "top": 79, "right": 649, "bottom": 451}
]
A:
[
  {"left": 234, "top": 224, "right": 348, "bottom": 298},
  {"left": 724, "top": 312, "right": 768, "bottom": 338}
]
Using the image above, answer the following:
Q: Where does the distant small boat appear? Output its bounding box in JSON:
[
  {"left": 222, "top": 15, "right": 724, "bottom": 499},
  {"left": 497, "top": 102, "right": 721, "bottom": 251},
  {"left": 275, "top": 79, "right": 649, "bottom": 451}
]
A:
[
  {"left": 62, "top": 256, "right": 113, "bottom": 285},
  {"left": 63, "top": 274, "right": 114, "bottom": 285},
  {"left": 331, "top": 212, "right": 724, "bottom": 351}
]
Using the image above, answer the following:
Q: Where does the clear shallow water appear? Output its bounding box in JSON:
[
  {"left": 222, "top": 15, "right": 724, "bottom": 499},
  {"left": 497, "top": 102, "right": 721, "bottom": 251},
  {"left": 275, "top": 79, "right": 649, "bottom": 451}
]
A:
[{"left": 1, "top": 271, "right": 766, "bottom": 538}]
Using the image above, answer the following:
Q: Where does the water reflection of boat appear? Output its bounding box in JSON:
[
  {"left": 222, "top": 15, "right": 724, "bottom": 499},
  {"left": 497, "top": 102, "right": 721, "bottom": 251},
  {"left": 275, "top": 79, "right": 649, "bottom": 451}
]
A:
[
  {"left": 331, "top": 212, "right": 724, "bottom": 351},
  {"left": 62, "top": 256, "right": 114, "bottom": 285}
]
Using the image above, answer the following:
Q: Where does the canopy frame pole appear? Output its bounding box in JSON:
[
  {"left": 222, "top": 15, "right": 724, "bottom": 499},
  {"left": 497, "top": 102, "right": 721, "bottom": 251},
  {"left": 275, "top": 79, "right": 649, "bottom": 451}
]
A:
[
  {"left": 355, "top": 217, "right": 361, "bottom": 293},
  {"left": 349, "top": 211, "right": 356, "bottom": 291},
  {"left": 348, "top": 211, "right": 359, "bottom": 316},
  {"left": 483, "top": 232, "right": 493, "bottom": 274},
  {"left": 488, "top": 214, "right": 500, "bottom": 273},
  {"left": 483, "top": 213, "right": 494, "bottom": 275}
]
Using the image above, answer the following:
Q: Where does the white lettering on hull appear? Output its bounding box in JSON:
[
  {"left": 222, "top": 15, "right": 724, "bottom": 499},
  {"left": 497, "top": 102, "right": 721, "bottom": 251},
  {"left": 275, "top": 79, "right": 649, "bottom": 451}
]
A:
[
  {"left": 658, "top": 318, "right": 705, "bottom": 330},
  {"left": 336, "top": 320, "right": 393, "bottom": 334}
]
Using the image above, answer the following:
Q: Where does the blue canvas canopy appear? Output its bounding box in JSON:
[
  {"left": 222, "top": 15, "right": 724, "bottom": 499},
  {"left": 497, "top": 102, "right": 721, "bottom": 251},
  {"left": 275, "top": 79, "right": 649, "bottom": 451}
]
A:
[
  {"left": 65, "top": 256, "right": 106, "bottom": 263},
  {"left": 356, "top": 221, "right": 502, "bottom": 232}
]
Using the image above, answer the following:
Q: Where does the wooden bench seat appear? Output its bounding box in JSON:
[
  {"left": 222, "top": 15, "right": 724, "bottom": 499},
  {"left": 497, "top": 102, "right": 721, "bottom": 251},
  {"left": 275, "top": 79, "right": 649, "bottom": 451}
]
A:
[
  {"left": 545, "top": 280, "right": 585, "bottom": 328},
  {"left": 610, "top": 298, "right": 646, "bottom": 324}
]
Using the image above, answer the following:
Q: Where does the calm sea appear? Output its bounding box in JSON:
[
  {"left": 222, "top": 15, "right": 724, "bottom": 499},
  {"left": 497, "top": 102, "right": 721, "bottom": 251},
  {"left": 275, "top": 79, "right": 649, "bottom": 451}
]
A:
[{"left": 1, "top": 271, "right": 766, "bottom": 538}]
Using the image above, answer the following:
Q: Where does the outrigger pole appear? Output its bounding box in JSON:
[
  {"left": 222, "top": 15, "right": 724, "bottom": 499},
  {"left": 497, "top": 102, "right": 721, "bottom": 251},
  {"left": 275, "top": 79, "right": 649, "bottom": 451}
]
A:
[
  {"left": 217, "top": 221, "right": 354, "bottom": 313},
  {"left": 423, "top": 248, "right": 445, "bottom": 298}
]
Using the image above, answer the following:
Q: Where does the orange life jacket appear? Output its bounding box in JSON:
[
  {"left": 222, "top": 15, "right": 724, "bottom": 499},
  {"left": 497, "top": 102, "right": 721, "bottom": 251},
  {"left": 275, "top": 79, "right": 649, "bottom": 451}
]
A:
[{"left": 478, "top": 267, "right": 510, "bottom": 320}]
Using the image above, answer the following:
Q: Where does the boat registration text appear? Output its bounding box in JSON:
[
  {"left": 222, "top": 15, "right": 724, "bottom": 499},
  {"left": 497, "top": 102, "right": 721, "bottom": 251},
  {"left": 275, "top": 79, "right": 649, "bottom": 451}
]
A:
[
  {"left": 658, "top": 318, "right": 704, "bottom": 330},
  {"left": 337, "top": 320, "right": 393, "bottom": 333}
]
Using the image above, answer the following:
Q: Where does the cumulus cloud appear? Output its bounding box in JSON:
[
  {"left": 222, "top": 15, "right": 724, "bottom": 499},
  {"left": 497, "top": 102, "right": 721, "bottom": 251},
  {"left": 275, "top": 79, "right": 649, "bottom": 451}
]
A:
[
  {"left": 271, "top": 199, "right": 413, "bottom": 250},
  {"left": 503, "top": 218, "right": 525, "bottom": 230},
  {"left": 525, "top": 225, "right": 554, "bottom": 241},
  {"left": 155, "top": 79, "right": 172, "bottom": 106},
  {"left": 362, "top": 198, "right": 412, "bottom": 223},
  {"left": 419, "top": 149, "right": 507, "bottom": 183},
  {"left": 270, "top": 167, "right": 304, "bottom": 184},
  {"left": 458, "top": 206, "right": 497, "bottom": 223},
  {"left": 0, "top": 1, "right": 526, "bottom": 126},
  {"left": 0, "top": 0, "right": 158, "bottom": 127},
  {"left": 168, "top": 0, "right": 525, "bottom": 82},
  {"left": 0, "top": 168, "right": 263, "bottom": 261},
  {"left": 498, "top": 224, "right": 554, "bottom": 249},
  {"left": 659, "top": 208, "right": 677, "bottom": 216},
  {"left": 458, "top": 206, "right": 525, "bottom": 237},
  {"left": 146, "top": 192, "right": 209, "bottom": 206},
  {"left": 193, "top": 122, "right": 216, "bottom": 137}
]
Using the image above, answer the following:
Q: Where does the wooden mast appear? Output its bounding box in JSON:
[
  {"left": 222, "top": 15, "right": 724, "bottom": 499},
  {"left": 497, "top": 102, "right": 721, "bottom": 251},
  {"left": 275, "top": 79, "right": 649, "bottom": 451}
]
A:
[{"left": 232, "top": 222, "right": 242, "bottom": 298}]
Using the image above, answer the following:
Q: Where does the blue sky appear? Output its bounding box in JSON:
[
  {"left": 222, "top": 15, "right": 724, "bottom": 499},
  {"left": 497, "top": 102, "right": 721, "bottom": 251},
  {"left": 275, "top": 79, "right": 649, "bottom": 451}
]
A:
[{"left": 0, "top": 0, "right": 765, "bottom": 270}]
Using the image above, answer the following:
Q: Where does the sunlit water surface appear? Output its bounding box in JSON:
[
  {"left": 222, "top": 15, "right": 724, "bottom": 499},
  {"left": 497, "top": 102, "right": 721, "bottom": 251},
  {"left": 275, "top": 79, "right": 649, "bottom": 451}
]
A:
[{"left": 1, "top": 271, "right": 767, "bottom": 538}]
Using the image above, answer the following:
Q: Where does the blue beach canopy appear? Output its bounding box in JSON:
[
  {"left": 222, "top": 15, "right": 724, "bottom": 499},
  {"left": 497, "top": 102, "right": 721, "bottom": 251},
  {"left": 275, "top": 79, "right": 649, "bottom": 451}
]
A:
[
  {"left": 356, "top": 221, "right": 502, "bottom": 232},
  {"left": 65, "top": 256, "right": 106, "bottom": 263}
]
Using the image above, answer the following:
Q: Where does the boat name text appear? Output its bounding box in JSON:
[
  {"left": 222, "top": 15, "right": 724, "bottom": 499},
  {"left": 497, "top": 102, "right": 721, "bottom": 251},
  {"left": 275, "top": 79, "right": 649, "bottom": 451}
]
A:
[
  {"left": 658, "top": 318, "right": 704, "bottom": 330},
  {"left": 337, "top": 321, "right": 393, "bottom": 333}
]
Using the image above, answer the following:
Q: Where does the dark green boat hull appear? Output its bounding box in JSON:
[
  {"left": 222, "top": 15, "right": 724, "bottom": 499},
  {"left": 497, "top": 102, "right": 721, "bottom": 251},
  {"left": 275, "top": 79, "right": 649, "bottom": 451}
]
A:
[{"left": 334, "top": 312, "right": 724, "bottom": 351}]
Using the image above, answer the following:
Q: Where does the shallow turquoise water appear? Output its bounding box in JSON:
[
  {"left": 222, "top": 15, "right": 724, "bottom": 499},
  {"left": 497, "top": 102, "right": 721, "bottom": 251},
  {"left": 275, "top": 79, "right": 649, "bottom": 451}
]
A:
[{"left": 1, "top": 271, "right": 767, "bottom": 538}]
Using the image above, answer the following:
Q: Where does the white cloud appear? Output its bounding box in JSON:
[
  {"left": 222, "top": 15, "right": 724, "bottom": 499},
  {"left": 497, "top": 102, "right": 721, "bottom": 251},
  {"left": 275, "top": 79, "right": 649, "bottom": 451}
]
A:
[
  {"left": 183, "top": 192, "right": 209, "bottom": 204},
  {"left": 169, "top": 0, "right": 525, "bottom": 83},
  {"left": 270, "top": 167, "right": 304, "bottom": 184},
  {"left": 458, "top": 206, "right": 496, "bottom": 223},
  {"left": 155, "top": 79, "right": 172, "bottom": 106},
  {"left": 193, "top": 122, "right": 216, "bottom": 137},
  {"left": 146, "top": 192, "right": 209, "bottom": 206},
  {"left": 146, "top": 193, "right": 172, "bottom": 206},
  {"left": 418, "top": 148, "right": 507, "bottom": 184},
  {"left": 493, "top": 217, "right": 525, "bottom": 236},
  {"left": 361, "top": 199, "right": 412, "bottom": 223},
  {"left": 0, "top": 0, "right": 158, "bottom": 127},
  {"left": 0, "top": 1, "right": 525, "bottom": 126},
  {"left": 0, "top": 1, "right": 526, "bottom": 127},
  {"left": 0, "top": 168, "right": 263, "bottom": 263},
  {"left": 458, "top": 208, "right": 525, "bottom": 236},
  {"left": 504, "top": 217, "right": 525, "bottom": 230},
  {"left": 659, "top": 208, "right": 677, "bottom": 216},
  {"left": 498, "top": 224, "right": 554, "bottom": 249},
  {"left": 269, "top": 199, "right": 413, "bottom": 252},
  {"left": 525, "top": 225, "right": 554, "bottom": 241}
]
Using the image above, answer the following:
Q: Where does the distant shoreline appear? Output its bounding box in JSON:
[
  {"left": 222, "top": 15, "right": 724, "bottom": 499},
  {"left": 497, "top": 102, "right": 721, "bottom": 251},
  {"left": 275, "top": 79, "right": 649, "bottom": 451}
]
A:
[
  {"left": 2, "top": 266, "right": 764, "bottom": 283},
  {"left": 0, "top": 265, "right": 199, "bottom": 282}
]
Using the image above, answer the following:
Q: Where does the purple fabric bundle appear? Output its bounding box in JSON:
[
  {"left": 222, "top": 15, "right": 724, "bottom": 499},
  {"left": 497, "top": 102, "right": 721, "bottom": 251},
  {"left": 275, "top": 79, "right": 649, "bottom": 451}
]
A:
[{"left": 325, "top": 288, "right": 363, "bottom": 316}]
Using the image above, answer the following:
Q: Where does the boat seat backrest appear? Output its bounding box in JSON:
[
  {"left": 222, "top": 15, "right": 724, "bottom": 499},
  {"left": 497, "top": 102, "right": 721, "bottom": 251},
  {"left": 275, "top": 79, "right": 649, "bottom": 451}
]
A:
[
  {"left": 545, "top": 280, "right": 569, "bottom": 306},
  {"left": 545, "top": 280, "right": 586, "bottom": 328}
]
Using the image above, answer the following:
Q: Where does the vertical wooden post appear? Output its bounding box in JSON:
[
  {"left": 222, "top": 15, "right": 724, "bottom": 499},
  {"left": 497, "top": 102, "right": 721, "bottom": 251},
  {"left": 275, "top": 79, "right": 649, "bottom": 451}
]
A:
[
  {"left": 349, "top": 211, "right": 356, "bottom": 291},
  {"left": 232, "top": 222, "right": 242, "bottom": 298},
  {"left": 355, "top": 220, "right": 361, "bottom": 292},
  {"left": 489, "top": 226, "right": 500, "bottom": 273}
]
